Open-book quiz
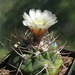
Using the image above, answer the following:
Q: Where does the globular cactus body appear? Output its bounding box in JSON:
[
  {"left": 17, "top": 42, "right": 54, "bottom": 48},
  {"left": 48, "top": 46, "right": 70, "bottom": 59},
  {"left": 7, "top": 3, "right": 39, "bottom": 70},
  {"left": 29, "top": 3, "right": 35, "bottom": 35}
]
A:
[{"left": 9, "top": 39, "right": 63, "bottom": 75}]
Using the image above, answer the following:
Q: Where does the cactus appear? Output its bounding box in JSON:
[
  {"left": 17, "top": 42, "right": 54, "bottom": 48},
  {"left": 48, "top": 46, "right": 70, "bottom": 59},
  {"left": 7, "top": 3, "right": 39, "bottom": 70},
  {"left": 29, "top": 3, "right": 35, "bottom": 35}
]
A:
[
  {"left": 8, "top": 9, "right": 64, "bottom": 75},
  {"left": 8, "top": 31, "right": 63, "bottom": 75}
]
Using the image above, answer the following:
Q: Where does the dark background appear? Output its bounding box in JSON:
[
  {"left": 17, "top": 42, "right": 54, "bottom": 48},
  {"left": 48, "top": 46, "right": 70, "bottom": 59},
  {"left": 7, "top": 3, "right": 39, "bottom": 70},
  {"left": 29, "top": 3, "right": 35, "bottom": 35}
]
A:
[{"left": 0, "top": 0, "right": 75, "bottom": 74}]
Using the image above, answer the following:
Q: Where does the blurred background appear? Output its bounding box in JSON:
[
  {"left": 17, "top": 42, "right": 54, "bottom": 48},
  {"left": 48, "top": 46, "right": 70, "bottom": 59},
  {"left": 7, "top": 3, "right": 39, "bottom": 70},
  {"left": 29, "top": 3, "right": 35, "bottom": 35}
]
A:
[{"left": 0, "top": 0, "right": 75, "bottom": 73}]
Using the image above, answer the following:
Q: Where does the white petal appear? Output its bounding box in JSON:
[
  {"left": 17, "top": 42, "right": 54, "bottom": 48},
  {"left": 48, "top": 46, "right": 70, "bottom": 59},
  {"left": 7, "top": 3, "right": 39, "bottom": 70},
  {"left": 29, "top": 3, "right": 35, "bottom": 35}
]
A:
[
  {"left": 36, "top": 9, "right": 42, "bottom": 19},
  {"left": 23, "top": 12, "right": 32, "bottom": 23},
  {"left": 43, "top": 10, "right": 51, "bottom": 16},
  {"left": 26, "top": 21, "right": 31, "bottom": 25},
  {"left": 46, "top": 16, "right": 57, "bottom": 23},
  {"left": 23, "top": 20, "right": 32, "bottom": 26},
  {"left": 43, "top": 20, "right": 58, "bottom": 29},
  {"left": 29, "top": 9, "right": 36, "bottom": 21},
  {"left": 22, "top": 20, "right": 27, "bottom": 26},
  {"left": 43, "top": 10, "right": 53, "bottom": 18},
  {"left": 41, "top": 10, "right": 52, "bottom": 22}
]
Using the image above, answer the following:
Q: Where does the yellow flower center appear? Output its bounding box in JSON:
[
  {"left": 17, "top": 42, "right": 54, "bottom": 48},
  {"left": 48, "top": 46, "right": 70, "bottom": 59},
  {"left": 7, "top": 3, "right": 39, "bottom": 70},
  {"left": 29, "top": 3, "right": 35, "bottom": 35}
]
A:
[{"left": 33, "top": 20, "right": 45, "bottom": 26}]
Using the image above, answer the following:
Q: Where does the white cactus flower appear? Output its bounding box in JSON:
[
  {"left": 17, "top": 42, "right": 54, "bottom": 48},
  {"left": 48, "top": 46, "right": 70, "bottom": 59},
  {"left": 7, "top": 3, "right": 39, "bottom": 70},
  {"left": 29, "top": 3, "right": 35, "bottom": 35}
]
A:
[{"left": 22, "top": 9, "right": 58, "bottom": 43}]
